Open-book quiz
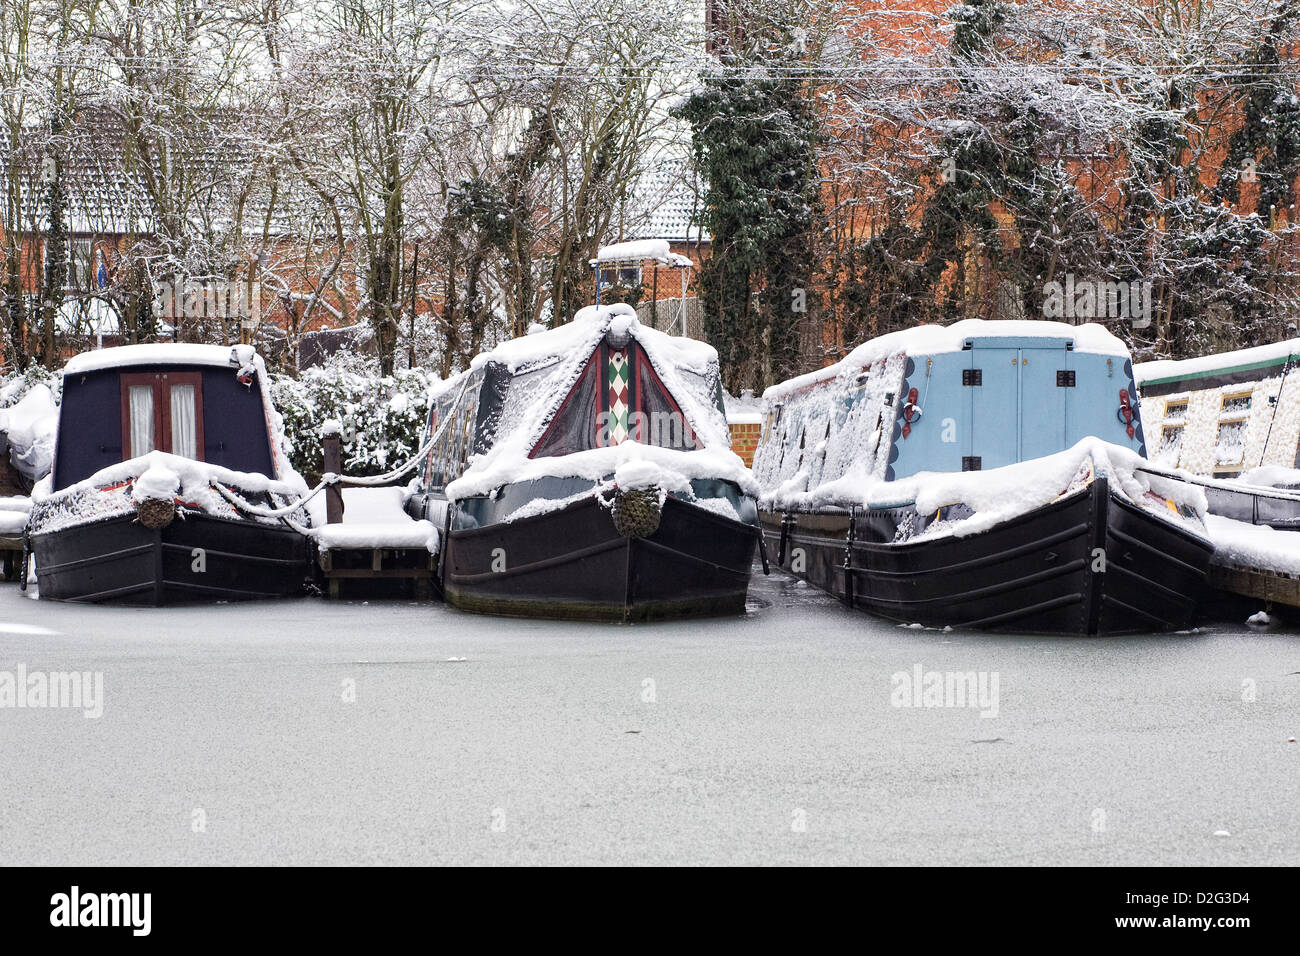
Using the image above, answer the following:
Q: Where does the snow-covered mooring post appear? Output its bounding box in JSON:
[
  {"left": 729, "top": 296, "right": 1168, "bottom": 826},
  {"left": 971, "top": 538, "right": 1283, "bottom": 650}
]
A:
[{"left": 321, "top": 420, "right": 344, "bottom": 524}]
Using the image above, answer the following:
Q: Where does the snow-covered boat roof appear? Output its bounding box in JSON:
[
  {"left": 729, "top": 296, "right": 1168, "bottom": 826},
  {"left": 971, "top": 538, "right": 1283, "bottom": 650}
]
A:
[
  {"left": 1134, "top": 338, "right": 1300, "bottom": 386},
  {"left": 764, "top": 319, "right": 1131, "bottom": 401},
  {"left": 51, "top": 344, "right": 294, "bottom": 489},
  {"left": 63, "top": 343, "right": 257, "bottom": 376},
  {"left": 448, "top": 304, "right": 719, "bottom": 383},
  {"left": 431, "top": 304, "right": 750, "bottom": 500}
]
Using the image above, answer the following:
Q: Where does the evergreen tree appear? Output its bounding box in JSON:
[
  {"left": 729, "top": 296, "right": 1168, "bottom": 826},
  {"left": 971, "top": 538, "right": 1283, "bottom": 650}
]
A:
[
  {"left": 676, "top": 11, "right": 821, "bottom": 392},
  {"left": 40, "top": 114, "right": 68, "bottom": 366}
]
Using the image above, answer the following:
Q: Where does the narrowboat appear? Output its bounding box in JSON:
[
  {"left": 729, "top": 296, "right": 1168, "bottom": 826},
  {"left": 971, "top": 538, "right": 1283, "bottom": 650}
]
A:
[
  {"left": 405, "top": 303, "right": 760, "bottom": 622},
  {"left": 29, "top": 344, "right": 313, "bottom": 604},
  {"left": 1136, "top": 339, "right": 1300, "bottom": 529},
  {"left": 753, "top": 320, "right": 1214, "bottom": 635}
]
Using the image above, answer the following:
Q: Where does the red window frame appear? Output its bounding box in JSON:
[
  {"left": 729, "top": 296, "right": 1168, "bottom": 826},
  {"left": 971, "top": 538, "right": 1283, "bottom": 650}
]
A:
[{"left": 120, "top": 372, "right": 206, "bottom": 461}]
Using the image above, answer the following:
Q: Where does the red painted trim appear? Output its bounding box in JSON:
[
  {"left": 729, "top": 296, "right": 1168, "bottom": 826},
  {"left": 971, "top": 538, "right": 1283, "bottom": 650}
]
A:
[
  {"left": 529, "top": 352, "right": 599, "bottom": 458},
  {"left": 120, "top": 373, "right": 163, "bottom": 458}
]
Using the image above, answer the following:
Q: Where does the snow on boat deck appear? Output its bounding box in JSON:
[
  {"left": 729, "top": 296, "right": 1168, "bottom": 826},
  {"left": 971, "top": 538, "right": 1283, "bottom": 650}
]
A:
[
  {"left": 1206, "top": 514, "right": 1300, "bottom": 575},
  {"left": 0, "top": 497, "right": 31, "bottom": 535},
  {"left": 312, "top": 487, "right": 437, "bottom": 551}
]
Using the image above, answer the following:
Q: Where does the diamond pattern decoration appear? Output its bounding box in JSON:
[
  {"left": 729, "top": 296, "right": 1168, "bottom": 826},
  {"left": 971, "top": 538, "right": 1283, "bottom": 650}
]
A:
[{"left": 607, "top": 349, "right": 630, "bottom": 445}]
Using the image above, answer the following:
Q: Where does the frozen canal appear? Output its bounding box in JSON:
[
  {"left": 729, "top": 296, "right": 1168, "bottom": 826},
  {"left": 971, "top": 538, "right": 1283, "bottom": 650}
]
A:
[{"left": 1, "top": 569, "right": 1297, "bottom": 866}]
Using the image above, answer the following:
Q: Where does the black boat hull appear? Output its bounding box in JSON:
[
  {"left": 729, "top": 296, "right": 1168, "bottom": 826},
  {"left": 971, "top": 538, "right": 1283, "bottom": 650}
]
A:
[
  {"left": 32, "top": 511, "right": 311, "bottom": 605},
  {"left": 761, "top": 478, "right": 1213, "bottom": 635},
  {"left": 443, "top": 494, "right": 757, "bottom": 622}
]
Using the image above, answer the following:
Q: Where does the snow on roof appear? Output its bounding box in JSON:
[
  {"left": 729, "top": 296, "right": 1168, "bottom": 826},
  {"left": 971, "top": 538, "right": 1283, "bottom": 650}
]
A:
[
  {"left": 460, "top": 303, "right": 718, "bottom": 379},
  {"left": 440, "top": 304, "right": 748, "bottom": 500},
  {"left": 0, "top": 108, "right": 353, "bottom": 240},
  {"left": 625, "top": 157, "right": 708, "bottom": 244},
  {"left": 764, "top": 319, "right": 1132, "bottom": 401},
  {"left": 594, "top": 239, "right": 671, "bottom": 264},
  {"left": 591, "top": 240, "right": 693, "bottom": 267},
  {"left": 0, "top": 112, "right": 157, "bottom": 235},
  {"left": 63, "top": 343, "right": 257, "bottom": 376},
  {"left": 1134, "top": 338, "right": 1300, "bottom": 386}
]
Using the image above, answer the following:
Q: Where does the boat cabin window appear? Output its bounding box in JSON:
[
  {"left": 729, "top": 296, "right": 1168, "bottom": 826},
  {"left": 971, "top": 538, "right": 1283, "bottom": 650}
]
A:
[
  {"left": 1159, "top": 424, "right": 1184, "bottom": 462},
  {"left": 1213, "top": 391, "right": 1252, "bottom": 468},
  {"left": 120, "top": 372, "right": 204, "bottom": 461},
  {"left": 1215, "top": 419, "right": 1247, "bottom": 466},
  {"left": 1220, "top": 392, "right": 1252, "bottom": 416},
  {"left": 420, "top": 375, "right": 484, "bottom": 491},
  {"left": 752, "top": 353, "right": 907, "bottom": 489}
]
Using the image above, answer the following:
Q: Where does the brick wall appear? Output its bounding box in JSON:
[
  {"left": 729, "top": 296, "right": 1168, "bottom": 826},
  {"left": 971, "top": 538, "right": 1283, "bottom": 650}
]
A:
[{"left": 728, "top": 422, "right": 762, "bottom": 468}]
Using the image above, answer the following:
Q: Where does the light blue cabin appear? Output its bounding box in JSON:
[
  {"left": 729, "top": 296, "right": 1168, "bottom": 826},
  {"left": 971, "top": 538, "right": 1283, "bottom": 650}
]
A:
[
  {"left": 754, "top": 321, "right": 1145, "bottom": 495},
  {"left": 891, "top": 333, "right": 1144, "bottom": 478}
]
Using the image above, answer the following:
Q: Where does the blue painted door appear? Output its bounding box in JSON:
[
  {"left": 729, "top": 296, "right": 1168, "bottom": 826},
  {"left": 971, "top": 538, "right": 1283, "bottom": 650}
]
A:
[
  {"left": 1017, "top": 347, "right": 1069, "bottom": 461},
  {"left": 968, "top": 339, "right": 1073, "bottom": 468},
  {"left": 968, "top": 347, "right": 1020, "bottom": 470}
]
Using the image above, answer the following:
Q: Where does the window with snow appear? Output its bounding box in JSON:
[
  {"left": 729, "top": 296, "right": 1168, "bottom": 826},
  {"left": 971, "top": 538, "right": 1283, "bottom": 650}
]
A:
[
  {"left": 1158, "top": 425, "right": 1183, "bottom": 464},
  {"left": 121, "top": 373, "right": 204, "bottom": 461},
  {"left": 1220, "top": 392, "right": 1252, "bottom": 416},
  {"left": 1215, "top": 419, "right": 1248, "bottom": 466},
  {"left": 1163, "top": 399, "right": 1188, "bottom": 424}
]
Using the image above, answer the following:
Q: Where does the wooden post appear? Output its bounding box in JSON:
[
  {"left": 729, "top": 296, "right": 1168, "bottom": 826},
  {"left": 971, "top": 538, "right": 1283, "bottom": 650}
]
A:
[
  {"left": 407, "top": 240, "right": 420, "bottom": 370},
  {"left": 651, "top": 265, "right": 658, "bottom": 328},
  {"left": 322, "top": 424, "right": 344, "bottom": 525}
]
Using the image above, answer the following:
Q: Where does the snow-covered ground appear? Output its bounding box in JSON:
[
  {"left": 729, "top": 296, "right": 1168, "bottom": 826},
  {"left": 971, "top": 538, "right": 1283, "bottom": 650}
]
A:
[{"left": 0, "top": 571, "right": 1296, "bottom": 866}]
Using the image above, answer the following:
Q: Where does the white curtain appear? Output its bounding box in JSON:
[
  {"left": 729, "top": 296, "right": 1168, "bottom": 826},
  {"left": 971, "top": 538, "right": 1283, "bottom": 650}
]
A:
[
  {"left": 128, "top": 386, "right": 154, "bottom": 457},
  {"left": 170, "top": 384, "right": 198, "bottom": 459}
]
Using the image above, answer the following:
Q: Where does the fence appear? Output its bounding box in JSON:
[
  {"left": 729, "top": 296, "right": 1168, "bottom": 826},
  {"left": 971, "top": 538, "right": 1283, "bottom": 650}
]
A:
[{"left": 636, "top": 296, "right": 703, "bottom": 340}]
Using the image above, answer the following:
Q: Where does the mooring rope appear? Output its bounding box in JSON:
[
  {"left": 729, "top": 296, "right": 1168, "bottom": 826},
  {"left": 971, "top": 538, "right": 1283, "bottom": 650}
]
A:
[{"left": 212, "top": 377, "right": 469, "bottom": 531}]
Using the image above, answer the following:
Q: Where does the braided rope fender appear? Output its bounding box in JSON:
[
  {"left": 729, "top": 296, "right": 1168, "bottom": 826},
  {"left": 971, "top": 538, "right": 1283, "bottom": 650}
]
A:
[
  {"left": 611, "top": 487, "right": 662, "bottom": 539},
  {"left": 136, "top": 497, "right": 176, "bottom": 529}
]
